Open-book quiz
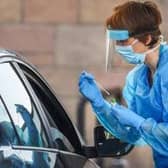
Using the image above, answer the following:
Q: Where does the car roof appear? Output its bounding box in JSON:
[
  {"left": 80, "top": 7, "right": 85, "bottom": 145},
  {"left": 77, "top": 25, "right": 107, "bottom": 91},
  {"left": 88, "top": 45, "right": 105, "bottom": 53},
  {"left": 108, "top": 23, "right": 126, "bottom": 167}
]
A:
[
  {"left": 0, "top": 49, "right": 36, "bottom": 69},
  {"left": 0, "top": 49, "right": 16, "bottom": 57}
]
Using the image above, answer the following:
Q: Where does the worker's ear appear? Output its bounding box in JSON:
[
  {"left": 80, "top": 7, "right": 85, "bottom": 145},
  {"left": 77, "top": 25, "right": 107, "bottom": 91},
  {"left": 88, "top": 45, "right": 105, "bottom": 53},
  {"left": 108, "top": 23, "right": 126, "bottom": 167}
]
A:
[{"left": 145, "top": 34, "right": 152, "bottom": 45}]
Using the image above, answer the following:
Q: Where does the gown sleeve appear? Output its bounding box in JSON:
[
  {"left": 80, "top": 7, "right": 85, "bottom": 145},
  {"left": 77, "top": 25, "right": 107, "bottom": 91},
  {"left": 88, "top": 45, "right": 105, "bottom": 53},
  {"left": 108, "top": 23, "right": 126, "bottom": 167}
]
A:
[
  {"left": 138, "top": 75, "right": 168, "bottom": 156},
  {"left": 92, "top": 67, "right": 146, "bottom": 145}
]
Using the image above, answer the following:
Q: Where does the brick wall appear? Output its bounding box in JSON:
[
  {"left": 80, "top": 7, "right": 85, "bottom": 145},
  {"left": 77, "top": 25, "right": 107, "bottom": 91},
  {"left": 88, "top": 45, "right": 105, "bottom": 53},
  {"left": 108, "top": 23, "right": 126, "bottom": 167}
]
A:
[{"left": 0, "top": 1, "right": 167, "bottom": 167}]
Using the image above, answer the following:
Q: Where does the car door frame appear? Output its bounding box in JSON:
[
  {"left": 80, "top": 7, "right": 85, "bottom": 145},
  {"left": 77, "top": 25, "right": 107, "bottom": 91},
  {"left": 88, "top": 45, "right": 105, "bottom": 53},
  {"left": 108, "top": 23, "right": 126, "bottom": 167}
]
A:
[
  {"left": 0, "top": 53, "right": 89, "bottom": 154},
  {"left": 12, "top": 58, "right": 83, "bottom": 151},
  {"left": 0, "top": 54, "right": 83, "bottom": 152}
]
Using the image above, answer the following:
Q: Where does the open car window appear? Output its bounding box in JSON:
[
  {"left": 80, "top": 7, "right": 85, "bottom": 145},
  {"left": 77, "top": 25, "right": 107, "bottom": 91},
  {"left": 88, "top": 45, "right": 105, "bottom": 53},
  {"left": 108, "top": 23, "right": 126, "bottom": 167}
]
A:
[
  {"left": 18, "top": 63, "right": 77, "bottom": 152},
  {"left": 19, "top": 65, "right": 75, "bottom": 152}
]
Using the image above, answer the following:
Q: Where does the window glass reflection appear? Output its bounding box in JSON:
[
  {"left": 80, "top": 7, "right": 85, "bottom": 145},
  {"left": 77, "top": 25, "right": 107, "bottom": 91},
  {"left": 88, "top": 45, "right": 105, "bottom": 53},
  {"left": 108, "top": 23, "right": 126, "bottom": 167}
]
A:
[
  {"left": 0, "top": 147, "right": 56, "bottom": 167},
  {"left": 0, "top": 97, "right": 18, "bottom": 145}
]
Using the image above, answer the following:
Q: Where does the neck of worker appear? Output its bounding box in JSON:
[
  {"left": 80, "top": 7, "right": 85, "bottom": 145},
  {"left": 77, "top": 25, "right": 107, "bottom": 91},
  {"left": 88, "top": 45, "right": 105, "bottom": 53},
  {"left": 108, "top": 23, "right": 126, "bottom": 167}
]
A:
[{"left": 144, "top": 45, "right": 160, "bottom": 75}]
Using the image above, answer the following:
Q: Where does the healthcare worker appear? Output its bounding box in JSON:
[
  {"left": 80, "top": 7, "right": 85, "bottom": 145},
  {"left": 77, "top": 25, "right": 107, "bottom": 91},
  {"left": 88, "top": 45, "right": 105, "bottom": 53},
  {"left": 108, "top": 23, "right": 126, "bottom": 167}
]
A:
[{"left": 78, "top": 1, "right": 168, "bottom": 167}]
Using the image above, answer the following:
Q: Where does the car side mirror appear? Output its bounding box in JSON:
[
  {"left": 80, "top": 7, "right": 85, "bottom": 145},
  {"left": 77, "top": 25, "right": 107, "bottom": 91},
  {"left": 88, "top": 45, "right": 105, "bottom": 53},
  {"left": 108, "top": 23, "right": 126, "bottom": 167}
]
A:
[{"left": 94, "top": 126, "right": 134, "bottom": 157}]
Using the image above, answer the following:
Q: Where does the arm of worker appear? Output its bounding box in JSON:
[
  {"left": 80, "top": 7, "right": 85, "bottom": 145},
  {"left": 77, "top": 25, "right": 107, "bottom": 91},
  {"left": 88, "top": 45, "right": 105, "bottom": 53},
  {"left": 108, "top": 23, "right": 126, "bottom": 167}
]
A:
[
  {"left": 102, "top": 71, "right": 168, "bottom": 156},
  {"left": 109, "top": 101, "right": 168, "bottom": 156},
  {"left": 78, "top": 71, "right": 143, "bottom": 145},
  {"left": 139, "top": 118, "right": 168, "bottom": 156},
  {"left": 91, "top": 101, "right": 144, "bottom": 145},
  {"left": 135, "top": 77, "right": 168, "bottom": 156}
]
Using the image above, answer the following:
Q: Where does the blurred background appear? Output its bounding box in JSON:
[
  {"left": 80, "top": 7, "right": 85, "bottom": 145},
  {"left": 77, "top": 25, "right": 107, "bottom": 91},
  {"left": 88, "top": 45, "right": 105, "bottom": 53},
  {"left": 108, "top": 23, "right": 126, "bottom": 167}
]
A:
[{"left": 0, "top": 0, "right": 168, "bottom": 167}]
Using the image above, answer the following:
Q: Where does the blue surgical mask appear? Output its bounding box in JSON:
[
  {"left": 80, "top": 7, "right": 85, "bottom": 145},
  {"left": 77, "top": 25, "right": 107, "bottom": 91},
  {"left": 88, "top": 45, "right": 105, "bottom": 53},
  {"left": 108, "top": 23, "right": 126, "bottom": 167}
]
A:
[{"left": 115, "top": 39, "right": 160, "bottom": 64}]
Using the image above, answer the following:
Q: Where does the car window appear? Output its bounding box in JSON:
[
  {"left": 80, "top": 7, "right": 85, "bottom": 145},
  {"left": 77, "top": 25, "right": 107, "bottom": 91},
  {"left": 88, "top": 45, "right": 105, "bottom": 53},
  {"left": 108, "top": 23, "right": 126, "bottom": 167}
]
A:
[
  {"left": 19, "top": 64, "right": 75, "bottom": 152},
  {"left": 0, "top": 63, "right": 48, "bottom": 148}
]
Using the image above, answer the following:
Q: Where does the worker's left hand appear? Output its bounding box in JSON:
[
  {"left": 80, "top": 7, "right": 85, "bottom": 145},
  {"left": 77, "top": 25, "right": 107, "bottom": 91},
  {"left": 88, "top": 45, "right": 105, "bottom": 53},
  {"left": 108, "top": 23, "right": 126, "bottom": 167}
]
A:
[{"left": 111, "top": 104, "right": 145, "bottom": 130}]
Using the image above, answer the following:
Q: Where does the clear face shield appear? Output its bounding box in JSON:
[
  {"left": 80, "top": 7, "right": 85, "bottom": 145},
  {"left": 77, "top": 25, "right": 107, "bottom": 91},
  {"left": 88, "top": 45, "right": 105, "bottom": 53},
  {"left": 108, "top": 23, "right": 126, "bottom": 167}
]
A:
[
  {"left": 105, "top": 29, "right": 130, "bottom": 72},
  {"left": 105, "top": 28, "right": 166, "bottom": 71}
]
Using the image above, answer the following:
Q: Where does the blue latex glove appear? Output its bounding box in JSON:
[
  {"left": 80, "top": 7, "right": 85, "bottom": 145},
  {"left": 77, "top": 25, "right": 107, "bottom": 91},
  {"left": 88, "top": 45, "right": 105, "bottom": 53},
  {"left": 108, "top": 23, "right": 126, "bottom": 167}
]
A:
[
  {"left": 78, "top": 71, "right": 105, "bottom": 108},
  {"left": 111, "top": 103, "right": 145, "bottom": 130}
]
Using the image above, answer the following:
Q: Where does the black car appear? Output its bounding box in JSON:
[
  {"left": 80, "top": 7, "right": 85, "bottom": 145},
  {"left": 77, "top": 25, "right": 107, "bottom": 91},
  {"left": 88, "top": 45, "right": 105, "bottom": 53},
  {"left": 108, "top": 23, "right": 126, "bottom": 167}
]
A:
[{"left": 0, "top": 49, "right": 133, "bottom": 168}]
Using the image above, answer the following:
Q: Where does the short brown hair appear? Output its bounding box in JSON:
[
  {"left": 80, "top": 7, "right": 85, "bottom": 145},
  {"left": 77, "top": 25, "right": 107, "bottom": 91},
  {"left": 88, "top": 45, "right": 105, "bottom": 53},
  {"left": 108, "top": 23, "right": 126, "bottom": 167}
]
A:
[{"left": 106, "top": 1, "right": 162, "bottom": 47}]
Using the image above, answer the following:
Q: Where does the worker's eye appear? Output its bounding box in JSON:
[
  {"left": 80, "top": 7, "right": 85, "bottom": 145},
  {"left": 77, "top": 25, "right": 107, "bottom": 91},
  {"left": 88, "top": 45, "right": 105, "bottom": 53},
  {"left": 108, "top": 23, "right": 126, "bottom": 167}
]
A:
[{"left": 116, "top": 40, "right": 129, "bottom": 45}]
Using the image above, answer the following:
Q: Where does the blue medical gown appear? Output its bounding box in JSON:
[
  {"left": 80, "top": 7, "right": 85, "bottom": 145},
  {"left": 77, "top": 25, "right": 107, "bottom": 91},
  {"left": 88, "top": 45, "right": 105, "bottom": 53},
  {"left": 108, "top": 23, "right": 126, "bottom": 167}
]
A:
[{"left": 93, "top": 44, "right": 168, "bottom": 167}]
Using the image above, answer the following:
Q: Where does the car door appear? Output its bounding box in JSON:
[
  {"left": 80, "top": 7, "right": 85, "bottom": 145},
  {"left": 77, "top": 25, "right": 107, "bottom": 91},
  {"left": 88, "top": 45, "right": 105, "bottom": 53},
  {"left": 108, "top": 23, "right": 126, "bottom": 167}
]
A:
[
  {"left": 0, "top": 62, "right": 69, "bottom": 167},
  {"left": 13, "top": 60, "right": 99, "bottom": 168}
]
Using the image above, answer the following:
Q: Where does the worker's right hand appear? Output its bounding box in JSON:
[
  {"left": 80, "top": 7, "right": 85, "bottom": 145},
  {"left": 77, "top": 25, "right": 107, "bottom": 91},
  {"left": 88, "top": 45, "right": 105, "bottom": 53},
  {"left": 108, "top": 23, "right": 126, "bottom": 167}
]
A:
[{"left": 78, "top": 71, "right": 105, "bottom": 108}]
